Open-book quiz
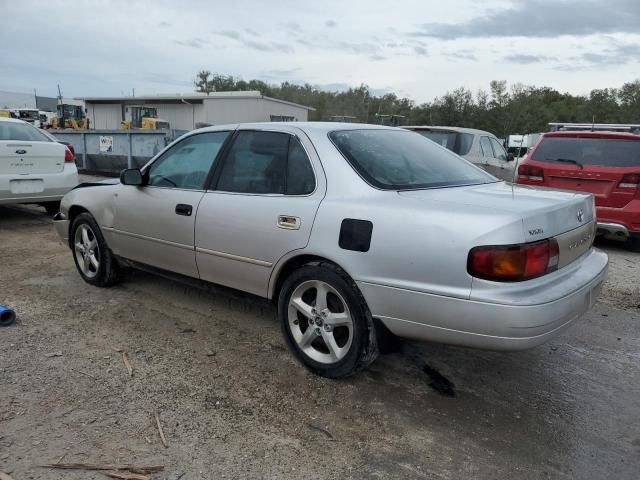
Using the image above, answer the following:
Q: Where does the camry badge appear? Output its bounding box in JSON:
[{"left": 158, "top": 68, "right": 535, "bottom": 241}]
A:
[{"left": 577, "top": 208, "right": 584, "bottom": 223}]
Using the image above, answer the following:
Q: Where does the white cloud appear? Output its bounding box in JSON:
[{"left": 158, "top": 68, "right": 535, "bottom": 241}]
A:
[{"left": 1, "top": 0, "right": 639, "bottom": 103}]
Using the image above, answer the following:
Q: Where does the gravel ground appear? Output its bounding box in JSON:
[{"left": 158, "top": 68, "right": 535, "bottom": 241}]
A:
[{"left": 1, "top": 203, "right": 639, "bottom": 480}]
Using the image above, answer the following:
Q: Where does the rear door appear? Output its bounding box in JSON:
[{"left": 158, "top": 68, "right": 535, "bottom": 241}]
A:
[
  {"left": 195, "top": 126, "right": 325, "bottom": 297},
  {"left": 0, "top": 121, "right": 65, "bottom": 175},
  {"left": 530, "top": 135, "right": 640, "bottom": 208}
]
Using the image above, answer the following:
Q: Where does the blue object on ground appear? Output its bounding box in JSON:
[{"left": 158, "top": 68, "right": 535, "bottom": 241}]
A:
[{"left": 0, "top": 304, "right": 16, "bottom": 326}]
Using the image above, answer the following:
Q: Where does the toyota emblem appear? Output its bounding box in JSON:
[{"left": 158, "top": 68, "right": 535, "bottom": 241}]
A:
[{"left": 577, "top": 208, "right": 584, "bottom": 223}]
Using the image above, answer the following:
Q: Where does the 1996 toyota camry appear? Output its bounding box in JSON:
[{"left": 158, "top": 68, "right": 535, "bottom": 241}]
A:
[{"left": 54, "top": 123, "right": 608, "bottom": 378}]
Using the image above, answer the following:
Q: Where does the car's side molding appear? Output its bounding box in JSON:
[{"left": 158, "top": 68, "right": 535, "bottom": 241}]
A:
[
  {"left": 195, "top": 246, "right": 273, "bottom": 268},
  {"left": 103, "top": 226, "right": 193, "bottom": 251}
]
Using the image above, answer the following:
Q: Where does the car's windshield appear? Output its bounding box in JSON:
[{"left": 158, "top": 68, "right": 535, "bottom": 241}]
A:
[
  {"left": 0, "top": 121, "right": 52, "bottom": 142},
  {"left": 415, "top": 130, "right": 474, "bottom": 155},
  {"left": 532, "top": 137, "right": 640, "bottom": 167},
  {"left": 329, "top": 129, "right": 496, "bottom": 190},
  {"left": 19, "top": 110, "right": 39, "bottom": 120}
]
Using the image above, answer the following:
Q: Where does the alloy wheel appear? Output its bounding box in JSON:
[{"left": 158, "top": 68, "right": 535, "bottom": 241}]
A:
[
  {"left": 74, "top": 224, "right": 100, "bottom": 279},
  {"left": 287, "top": 280, "right": 354, "bottom": 364}
]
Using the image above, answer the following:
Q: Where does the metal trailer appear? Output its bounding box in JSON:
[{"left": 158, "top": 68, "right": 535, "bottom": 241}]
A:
[{"left": 48, "top": 129, "right": 173, "bottom": 175}]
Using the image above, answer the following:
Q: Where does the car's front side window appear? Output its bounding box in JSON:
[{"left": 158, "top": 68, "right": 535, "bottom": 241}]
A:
[
  {"left": 490, "top": 137, "right": 507, "bottom": 160},
  {"left": 479, "top": 136, "right": 493, "bottom": 158},
  {"left": 147, "top": 131, "right": 229, "bottom": 190}
]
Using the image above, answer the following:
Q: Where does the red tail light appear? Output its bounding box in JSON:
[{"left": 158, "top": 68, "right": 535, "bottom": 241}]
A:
[
  {"left": 468, "top": 239, "right": 559, "bottom": 282},
  {"left": 64, "top": 146, "right": 75, "bottom": 162},
  {"left": 518, "top": 164, "right": 544, "bottom": 182},
  {"left": 617, "top": 173, "right": 640, "bottom": 189}
]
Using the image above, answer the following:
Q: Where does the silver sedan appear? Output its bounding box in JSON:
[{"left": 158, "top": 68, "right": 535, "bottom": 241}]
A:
[{"left": 53, "top": 123, "right": 608, "bottom": 378}]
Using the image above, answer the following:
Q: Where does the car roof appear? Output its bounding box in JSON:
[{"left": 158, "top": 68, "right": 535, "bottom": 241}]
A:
[
  {"left": 196, "top": 121, "right": 405, "bottom": 135},
  {"left": 403, "top": 125, "right": 495, "bottom": 136},
  {"left": 0, "top": 117, "right": 28, "bottom": 124},
  {"left": 543, "top": 130, "right": 640, "bottom": 141}
]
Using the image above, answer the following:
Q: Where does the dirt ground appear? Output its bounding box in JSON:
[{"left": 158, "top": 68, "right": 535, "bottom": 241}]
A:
[{"left": 1, "top": 203, "right": 639, "bottom": 480}]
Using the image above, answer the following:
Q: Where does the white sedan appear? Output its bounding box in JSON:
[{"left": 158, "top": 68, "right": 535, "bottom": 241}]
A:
[{"left": 0, "top": 117, "right": 78, "bottom": 214}]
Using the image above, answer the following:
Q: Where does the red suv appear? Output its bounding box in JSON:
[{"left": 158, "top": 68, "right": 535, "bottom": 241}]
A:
[{"left": 517, "top": 129, "right": 640, "bottom": 251}]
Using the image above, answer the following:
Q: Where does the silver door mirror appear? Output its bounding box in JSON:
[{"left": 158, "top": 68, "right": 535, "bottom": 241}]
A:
[{"left": 120, "top": 168, "right": 143, "bottom": 186}]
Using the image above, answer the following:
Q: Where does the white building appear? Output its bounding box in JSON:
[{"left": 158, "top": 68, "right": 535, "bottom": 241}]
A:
[{"left": 78, "top": 91, "right": 314, "bottom": 131}]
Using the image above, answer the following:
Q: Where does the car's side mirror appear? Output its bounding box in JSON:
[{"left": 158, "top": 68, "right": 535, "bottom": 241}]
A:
[
  {"left": 120, "top": 168, "right": 143, "bottom": 186},
  {"left": 506, "top": 153, "right": 515, "bottom": 162}
]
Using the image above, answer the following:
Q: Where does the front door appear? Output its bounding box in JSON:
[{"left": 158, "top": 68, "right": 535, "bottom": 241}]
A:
[
  {"left": 109, "top": 131, "right": 231, "bottom": 277},
  {"left": 195, "top": 127, "right": 325, "bottom": 297}
]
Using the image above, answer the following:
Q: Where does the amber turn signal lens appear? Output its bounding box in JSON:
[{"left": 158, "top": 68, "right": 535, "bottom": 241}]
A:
[{"left": 468, "top": 239, "right": 559, "bottom": 282}]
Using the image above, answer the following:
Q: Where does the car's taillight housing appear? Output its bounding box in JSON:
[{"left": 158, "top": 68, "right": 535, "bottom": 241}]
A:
[
  {"left": 64, "top": 146, "right": 75, "bottom": 162},
  {"left": 468, "top": 239, "right": 559, "bottom": 282},
  {"left": 617, "top": 173, "right": 640, "bottom": 189},
  {"left": 518, "top": 164, "right": 544, "bottom": 182}
]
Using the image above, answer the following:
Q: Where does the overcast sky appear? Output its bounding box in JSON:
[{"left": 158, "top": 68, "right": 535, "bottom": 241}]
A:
[{"left": 1, "top": 0, "right": 639, "bottom": 103}]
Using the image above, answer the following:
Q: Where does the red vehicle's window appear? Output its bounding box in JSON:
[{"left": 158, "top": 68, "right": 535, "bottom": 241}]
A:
[{"left": 532, "top": 137, "right": 640, "bottom": 167}]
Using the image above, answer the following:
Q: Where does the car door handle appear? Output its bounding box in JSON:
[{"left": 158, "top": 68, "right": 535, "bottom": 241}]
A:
[
  {"left": 175, "top": 204, "right": 193, "bottom": 216},
  {"left": 278, "top": 215, "right": 300, "bottom": 230}
]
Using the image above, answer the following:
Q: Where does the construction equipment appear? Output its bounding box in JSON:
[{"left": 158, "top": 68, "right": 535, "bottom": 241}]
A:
[
  {"left": 50, "top": 104, "right": 89, "bottom": 129},
  {"left": 121, "top": 106, "right": 170, "bottom": 130}
]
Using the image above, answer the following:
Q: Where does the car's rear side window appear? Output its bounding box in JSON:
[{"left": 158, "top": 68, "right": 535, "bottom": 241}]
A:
[
  {"left": 0, "top": 122, "right": 51, "bottom": 142},
  {"left": 532, "top": 137, "right": 640, "bottom": 167},
  {"left": 330, "top": 129, "right": 495, "bottom": 190},
  {"left": 415, "top": 131, "right": 474, "bottom": 156},
  {"left": 215, "top": 131, "right": 315, "bottom": 195}
]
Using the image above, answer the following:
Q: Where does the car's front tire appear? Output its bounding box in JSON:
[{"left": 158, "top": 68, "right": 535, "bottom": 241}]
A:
[
  {"left": 629, "top": 234, "right": 640, "bottom": 253},
  {"left": 278, "top": 262, "right": 378, "bottom": 378},
  {"left": 70, "top": 213, "right": 121, "bottom": 287}
]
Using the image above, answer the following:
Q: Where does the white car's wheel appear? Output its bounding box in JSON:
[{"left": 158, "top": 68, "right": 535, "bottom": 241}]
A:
[{"left": 279, "top": 262, "right": 378, "bottom": 378}]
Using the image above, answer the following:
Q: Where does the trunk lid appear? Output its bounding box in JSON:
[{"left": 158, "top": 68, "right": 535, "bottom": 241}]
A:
[
  {"left": 540, "top": 165, "right": 637, "bottom": 208},
  {"left": 0, "top": 140, "right": 66, "bottom": 175},
  {"left": 398, "top": 182, "right": 595, "bottom": 268}
]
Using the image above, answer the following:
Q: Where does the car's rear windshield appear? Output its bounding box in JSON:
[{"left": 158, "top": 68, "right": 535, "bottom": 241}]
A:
[
  {"left": 329, "top": 129, "right": 495, "bottom": 190},
  {"left": 414, "top": 130, "right": 474, "bottom": 156},
  {"left": 532, "top": 136, "right": 640, "bottom": 167},
  {"left": 0, "top": 121, "right": 51, "bottom": 142}
]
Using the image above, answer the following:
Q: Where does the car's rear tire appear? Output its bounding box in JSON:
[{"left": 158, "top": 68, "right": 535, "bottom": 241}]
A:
[
  {"left": 70, "top": 213, "right": 121, "bottom": 287},
  {"left": 42, "top": 201, "right": 60, "bottom": 216},
  {"left": 629, "top": 235, "right": 640, "bottom": 253},
  {"left": 278, "top": 262, "right": 378, "bottom": 378}
]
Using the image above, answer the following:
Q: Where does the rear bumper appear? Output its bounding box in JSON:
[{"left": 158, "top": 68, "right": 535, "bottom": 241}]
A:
[
  {"left": 596, "top": 201, "right": 640, "bottom": 237},
  {"left": 0, "top": 165, "right": 78, "bottom": 205},
  {"left": 358, "top": 248, "right": 608, "bottom": 351}
]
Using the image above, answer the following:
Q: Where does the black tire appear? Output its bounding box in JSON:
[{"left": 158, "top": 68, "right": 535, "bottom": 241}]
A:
[
  {"left": 629, "top": 235, "right": 640, "bottom": 253},
  {"left": 278, "top": 262, "right": 378, "bottom": 378},
  {"left": 43, "top": 201, "right": 60, "bottom": 216},
  {"left": 70, "top": 212, "right": 121, "bottom": 287}
]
